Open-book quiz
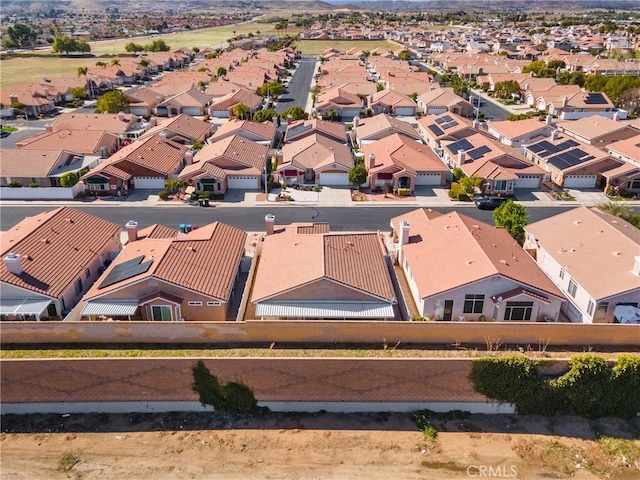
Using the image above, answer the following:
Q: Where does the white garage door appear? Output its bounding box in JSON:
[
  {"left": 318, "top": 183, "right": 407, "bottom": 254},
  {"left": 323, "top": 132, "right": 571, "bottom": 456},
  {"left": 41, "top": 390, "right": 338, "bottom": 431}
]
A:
[
  {"left": 394, "top": 107, "right": 415, "bottom": 117},
  {"left": 318, "top": 172, "right": 350, "bottom": 186},
  {"left": 564, "top": 176, "right": 596, "bottom": 189},
  {"left": 183, "top": 107, "right": 203, "bottom": 117},
  {"left": 134, "top": 177, "right": 165, "bottom": 189},
  {"left": 515, "top": 175, "right": 541, "bottom": 189},
  {"left": 415, "top": 173, "right": 442, "bottom": 185},
  {"left": 228, "top": 176, "right": 258, "bottom": 189}
]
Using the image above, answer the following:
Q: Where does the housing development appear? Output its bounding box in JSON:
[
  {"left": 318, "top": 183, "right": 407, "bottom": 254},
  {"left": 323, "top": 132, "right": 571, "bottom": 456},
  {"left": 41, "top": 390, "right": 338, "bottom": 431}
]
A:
[{"left": 1, "top": 1, "right": 639, "bottom": 478}]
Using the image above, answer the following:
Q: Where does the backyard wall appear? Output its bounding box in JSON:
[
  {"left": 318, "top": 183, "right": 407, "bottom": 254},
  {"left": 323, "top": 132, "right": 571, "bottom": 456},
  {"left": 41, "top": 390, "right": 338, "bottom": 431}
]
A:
[
  {"left": 1, "top": 321, "right": 638, "bottom": 347},
  {"left": 0, "top": 183, "right": 84, "bottom": 200}
]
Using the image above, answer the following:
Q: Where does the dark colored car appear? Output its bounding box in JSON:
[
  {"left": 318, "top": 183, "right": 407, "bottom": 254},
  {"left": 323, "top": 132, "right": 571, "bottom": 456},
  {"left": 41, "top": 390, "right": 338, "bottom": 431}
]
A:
[{"left": 474, "top": 196, "right": 509, "bottom": 210}]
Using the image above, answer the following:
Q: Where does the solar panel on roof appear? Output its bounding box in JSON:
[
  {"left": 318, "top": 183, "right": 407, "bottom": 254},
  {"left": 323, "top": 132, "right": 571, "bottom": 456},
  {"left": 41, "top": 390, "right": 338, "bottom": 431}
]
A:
[
  {"left": 584, "top": 93, "right": 607, "bottom": 105},
  {"left": 548, "top": 152, "right": 585, "bottom": 170},
  {"left": 442, "top": 115, "right": 453, "bottom": 122},
  {"left": 467, "top": 145, "right": 492, "bottom": 160},
  {"left": 441, "top": 120, "right": 459, "bottom": 130},
  {"left": 99, "top": 255, "right": 153, "bottom": 289},
  {"left": 428, "top": 124, "right": 444, "bottom": 136},
  {"left": 448, "top": 138, "right": 473, "bottom": 153},
  {"left": 528, "top": 143, "right": 545, "bottom": 154},
  {"left": 435, "top": 117, "right": 446, "bottom": 125}
]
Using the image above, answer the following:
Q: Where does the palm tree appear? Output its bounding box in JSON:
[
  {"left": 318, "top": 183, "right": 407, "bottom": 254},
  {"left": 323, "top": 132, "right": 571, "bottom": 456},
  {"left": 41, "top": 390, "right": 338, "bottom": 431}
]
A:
[
  {"left": 77, "top": 66, "right": 93, "bottom": 98},
  {"left": 111, "top": 58, "right": 121, "bottom": 67},
  {"left": 95, "top": 61, "right": 107, "bottom": 68},
  {"left": 232, "top": 103, "right": 250, "bottom": 120},
  {"left": 596, "top": 201, "right": 630, "bottom": 218}
]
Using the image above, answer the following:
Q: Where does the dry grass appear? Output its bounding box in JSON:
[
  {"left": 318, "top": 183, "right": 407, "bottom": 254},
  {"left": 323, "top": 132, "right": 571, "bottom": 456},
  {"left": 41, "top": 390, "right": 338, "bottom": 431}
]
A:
[{"left": 294, "top": 40, "right": 398, "bottom": 55}]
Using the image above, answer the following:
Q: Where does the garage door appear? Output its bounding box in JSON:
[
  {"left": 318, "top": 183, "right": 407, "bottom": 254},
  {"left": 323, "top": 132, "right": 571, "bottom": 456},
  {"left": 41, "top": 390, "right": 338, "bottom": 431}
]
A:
[
  {"left": 134, "top": 177, "right": 165, "bottom": 189},
  {"left": 515, "top": 175, "right": 541, "bottom": 189},
  {"left": 564, "top": 176, "right": 596, "bottom": 189},
  {"left": 318, "top": 172, "right": 350, "bottom": 186},
  {"left": 415, "top": 173, "right": 442, "bottom": 185},
  {"left": 228, "top": 176, "right": 258, "bottom": 189}
]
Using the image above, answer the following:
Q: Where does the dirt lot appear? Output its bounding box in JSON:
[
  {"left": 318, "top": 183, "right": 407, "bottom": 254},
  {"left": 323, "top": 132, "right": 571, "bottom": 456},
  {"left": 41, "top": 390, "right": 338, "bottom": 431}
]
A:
[{"left": 1, "top": 412, "right": 639, "bottom": 480}]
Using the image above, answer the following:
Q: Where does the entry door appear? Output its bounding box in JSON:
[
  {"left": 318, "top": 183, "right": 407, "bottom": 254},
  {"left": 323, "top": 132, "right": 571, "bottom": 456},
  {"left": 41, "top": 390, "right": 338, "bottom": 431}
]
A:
[{"left": 443, "top": 300, "right": 454, "bottom": 321}]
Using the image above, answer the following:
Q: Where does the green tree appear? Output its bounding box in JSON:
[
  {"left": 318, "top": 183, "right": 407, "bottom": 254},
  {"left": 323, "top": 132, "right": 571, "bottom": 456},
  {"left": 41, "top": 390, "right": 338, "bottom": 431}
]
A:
[
  {"left": 7, "top": 24, "right": 38, "bottom": 49},
  {"left": 260, "top": 81, "right": 283, "bottom": 98},
  {"left": 232, "top": 103, "right": 250, "bottom": 120},
  {"left": 493, "top": 200, "right": 528, "bottom": 244},
  {"left": 110, "top": 58, "right": 121, "bottom": 67},
  {"left": 60, "top": 171, "right": 79, "bottom": 188},
  {"left": 376, "top": 83, "right": 385, "bottom": 92},
  {"left": 125, "top": 42, "right": 144, "bottom": 53},
  {"left": 494, "top": 80, "right": 520, "bottom": 99},
  {"left": 95, "top": 61, "right": 107, "bottom": 68},
  {"left": 459, "top": 176, "right": 483, "bottom": 196},
  {"left": 192, "top": 361, "right": 225, "bottom": 409},
  {"left": 146, "top": 39, "right": 170, "bottom": 52},
  {"left": 139, "top": 58, "right": 150, "bottom": 68},
  {"left": 164, "top": 179, "right": 184, "bottom": 193},
  {"left": 547, "top": 59, "right": 566, "bottom": 71},
  {"left": 96, "top": 90, "right": 130, "bottom": 114},
  {"left": 522, "top": 60, "right": 554, "bottom": 78},
  {"left": 398, "top": 50, "right": 411, "bottom": 61},
  {"left": 348, "top": 163, "right": 367, "bottom": 188},
  {"left": 281, "top": 106, "right": 308, "bottom": 121},
  {"left": 52, "top": 36, "right": 76, "bottom": 55},
  {"left": 596, "top": 201, "right": 630, "bottom": 218},
  {"left": 252, "top": 109, "right": 279, "bottom": 123},
  {"left": 71, "top": 86, "right": 88, "bottom": 101},
  {"left": 216, "top": 67, "right": 227, "bottom": 77}
]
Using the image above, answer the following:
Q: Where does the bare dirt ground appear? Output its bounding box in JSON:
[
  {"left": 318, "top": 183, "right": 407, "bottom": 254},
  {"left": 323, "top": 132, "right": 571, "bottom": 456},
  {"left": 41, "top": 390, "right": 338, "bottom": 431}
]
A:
[{"left": 1, "top": 412, "right": 639, "bottom": 480}]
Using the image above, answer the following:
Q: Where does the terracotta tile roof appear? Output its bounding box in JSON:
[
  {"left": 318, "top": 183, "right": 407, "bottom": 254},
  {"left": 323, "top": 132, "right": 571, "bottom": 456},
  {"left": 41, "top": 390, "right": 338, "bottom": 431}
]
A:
[
  {"left": 0, "top": 149, "right": 77, "bottom": 178},
  {"left": 210, "top": 119, "right": 277, "bottom": 143},
  {"left": 558, "top": 115, "right": 638, "bottom": 142},
  {"left": 15, "top": 129, "right": 118, "bottom": 155},
  {"left": 355, "top": 113, "right": 421, "bottom": 141},
  {"left": 487, "top": 118, "right": 550, "bottom": 140},
  {"left": 0, "top": 207, "right": 121, "bottom": 298},
  {"left": 181, "top": 135, "right": 268, "bottom": 178},
  {"left": 280, "top": 134, "right": 354, "bottom": 171},
  {"left": 418, "top": 111, "right": 473, "bottom": 140},
  {"left": 284, "top": 119, "right": 347, "bottom": 143},
  {"left": 84, "top": 222, "right": 246, "bottom": 302},
  {"left": 362, "top": 133, "right": 447, "bottom": 175},
  {"left": 417, "top": 87, "right": 471, "bottom": 108},
  {"left": 137, "top": 224, "right": 179, "bottom": 240},
  {"left": 370, "top": 89, "right": 417, "bottom": 108},
  {"left": 251, "top": 232, "right": 395, "bottom": 303},
  {"left": 127, "top": 87, "right": 167, "bottom": 106},
  {"left": 525, "top": 207, "right": 640, "bottom": 301},
  {"left": 141, "top": 114, "right": 213, "bottom": 143},
  {"left": 84, "top": 134, "right": 188, "bottom": 178},
  {"left": 315, "top": 84, "right": 363, "bottom": 110},
  {"left": 205, "top": 81, "right": 248, "bottom": 98},
  {"left": 391, "top": 209, "right": 562, "bottom": 299},
  {"left": 158, "top": 87, "right": 214, "bottom": 109},
  {"left": 209, "top": 88, "right": 263, "bottom": 111},
  {"left": 607, "top": 136, "right": 640, "bottom": 162},
  {"left": 51, "top": 113, "right": 140, "bottom": 134}
]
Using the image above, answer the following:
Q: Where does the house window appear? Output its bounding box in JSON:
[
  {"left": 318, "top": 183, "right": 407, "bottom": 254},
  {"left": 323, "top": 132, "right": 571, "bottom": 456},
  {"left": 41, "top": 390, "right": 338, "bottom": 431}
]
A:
[
  {"left": 594, "top": 302, "right": 609, "bottom": 321},
  {"left": 587, "top": 299, "right": 595, "bottom": 316},
  {"left": 568, "top": 279, "right": 578, "bottom": 298},
  {"left": 504, "top": 301, "right": 533, "bottom": 321},
  {"left": 151, "top": 305, "right": 172, "bottom": 321},
  {"left": 85, "top": 268, "right": 91, "bottom": 279},
  {"left": 559, "top": 269, "right": 565, "bottom": 279},
  {"left": 463, "top": 294, "right": 484, "bottom": 314},
  {"left": 74, "top": 278, "right": 83, "bottom": 295},
  {"left": 207, "top": 301, "right": 222, "bottom": 307},
  {"left": 188, "top": 301, "right": 203, "bottom": 306},
  {"left": 494, "top": 180, "right": 507, "bottom": 191}
]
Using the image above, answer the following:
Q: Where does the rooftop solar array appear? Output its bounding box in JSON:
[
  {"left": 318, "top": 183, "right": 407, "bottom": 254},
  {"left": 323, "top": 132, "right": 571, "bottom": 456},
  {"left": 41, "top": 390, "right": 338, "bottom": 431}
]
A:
[
  {"left": 467, "top": 145, "right": 492, "bottom": 160},
  {"left": 99, "top": 255, "right": 153, "bottom": 289},
  {"left": 428, "top": 124, "right": 444, "bottom": 136},
  {"left": 447, "top": 138, "right": 474, "bottom": 154},
  {"left": 547, "top": 148, "right": 596, "bottom": 170},
  {"left": 527, "top": 139, "right": 579, "bottom": 157},
  {"left": 434, "top": 114, "right": 458, "bottom": 131},
  {"left": 584, "top": 93, "right": 607, "bottom": 105}
]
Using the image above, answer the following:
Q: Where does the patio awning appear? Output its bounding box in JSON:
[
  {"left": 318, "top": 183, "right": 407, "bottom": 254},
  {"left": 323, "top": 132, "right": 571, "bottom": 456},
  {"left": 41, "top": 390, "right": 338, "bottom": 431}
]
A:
[
  {"left": 0, "top": 298, "right": 52, "bottom": 316},
  {"left": 81, "top": 300, "right": 140, "bottom": 316},
  {"left": 255, "top": 301, "right": 394, "bottom": 319}
]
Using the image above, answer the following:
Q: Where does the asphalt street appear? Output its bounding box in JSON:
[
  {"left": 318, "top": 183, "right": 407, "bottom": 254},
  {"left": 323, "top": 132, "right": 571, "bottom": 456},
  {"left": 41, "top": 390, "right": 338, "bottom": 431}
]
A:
[
  {"left": 469, "top": 93, "right": 510, "bottom": 121},
  {"left": 275, "top": 57, "right": 316, "bottom": 114},
  {"left": 0, "top": 205, "right": 578, "bottom": 232}
]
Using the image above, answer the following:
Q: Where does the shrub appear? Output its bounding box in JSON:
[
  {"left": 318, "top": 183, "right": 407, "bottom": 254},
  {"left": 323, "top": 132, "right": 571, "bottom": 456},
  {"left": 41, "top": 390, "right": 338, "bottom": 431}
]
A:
[
  {"left": 423, "top": 425, "right": 438, "bottom": 440},
  {"left": 158, "top": 189, "right": 170, "bottom": 200},
  {"left": 29, "top": 182, "right": 39, "bottom": 188},
  {"left": 58, "top": 451, "right": 79, "bottom": 472},
  {"left": 7, "top": 181, "right": 22, "bottom": 187},
  {"left": 191, "top": 360, "right": 259, "bottom": 414},
  {"left": 452, "top": 167, "right": 464, "bottom": 182},
  {"left": 222, "top": 381, "right": 258, "bottom": 414},
  {"left": 200, "top": 191, "right": 211, "bottom": 199},
  {"left": 190, "top": 192, "right": 199, "bottom": 201}
]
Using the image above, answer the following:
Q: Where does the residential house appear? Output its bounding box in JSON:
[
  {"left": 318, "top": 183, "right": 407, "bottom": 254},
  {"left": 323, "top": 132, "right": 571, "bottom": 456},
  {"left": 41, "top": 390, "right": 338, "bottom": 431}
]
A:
[
  {"left": 367, "top": 89, "right": 418, "bottom": 116},
  {"left": 16, "top": 127, "right": 120, "bottom": 158},
  {"left": 416, "top": 88, "right": 473, "bottom": 117},
  {"left": 487, "top": 118, "right": 552, "bottom": 148},
  {"left": 314, "top": 84, "right": 365, "bottom": 119},
  {"left": 81, "top": 134, "right": 189, "bottom": 192},
  {"left": 417, "top": 111, "right": 474, "bottom": 150},
  {"left": 251, "top": 218, "right": 397, "bottom": 320},
  {"left": 391, "top": 209, "right": 564, "bottom": 321},
  {"left": 1, "top": 149, "right": 97, "bottom": 188},
  {"left": 156, "top": 87, "right": 215, "bottom": 117},
  {"left": 275, "top": 134, "right": 354, "bottom": 186},
  {"left": 210, "top": 119, "right": 278, "bottom": 147},
  {"left": 179, "top": 135, "right": 269, "bottom": 193},
  {"left": 284, "top": 118, "right": 348, "bottom": 144},
  {"left": 127, "top": 87, "right": 167, "bottom": 117},
  {"left": 601, "top": 136, "right": 640, "bottom": 194},
  {"left": 556, "top": 115, "right": 639, "bottom": 147},
  {"left": 77, "top": 220, "right": 246, "bottom": 322},
  {"left": 207, "top": 88, "right": 263, "bottom": 118},
  {"left": 524, "top": 207, "right": 640, "bottom": 323},
  {"left": 362, "top": 134, "right": 448, "bottom": 192},
  {"left": 353, "top": 113, "right": 421, "bottom": 148},
  {"left": 0, "top": 88, "right": 56, "bottom": 118},
  {"left": 0, "top": 207, "right": 121, "bottom": 320},
  {"left": 51, "top": 112, "right": 150, "bottom": 141},
  {"left": 140, "top": 114, "right": 214, "bottom": 145}
]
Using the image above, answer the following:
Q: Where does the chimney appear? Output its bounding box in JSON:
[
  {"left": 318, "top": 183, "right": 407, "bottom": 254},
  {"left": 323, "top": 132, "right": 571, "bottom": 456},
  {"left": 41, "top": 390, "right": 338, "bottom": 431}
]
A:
[
  {"left": 272, "top": 116, "right": 278, "bottom": 127},
  {"left": 353, "top": 115, "right": 360, "bottom": 127},
  {"left": 150, "top": 116, "right": 158, "bottom": 127},
  {"left": 472, "top": 119, "right": 479, "bottom": 129},
  {"left": 529, "top": 71, "right": 535, "bottom": 77},
  {"left": 368, "top": 152, "right": 376, "bottom": 170},
  {"left": 9, "top": 94, "right": 18, "bottom": 104},
  {"left": 613, "top": 111, "right": 620, "bottom": 122},
  {"left": 185, "top": 150, "right": 194, "bottom": 165},
  {"left": 561, "top": 96, "right": 568, "bottom": 108},
  {"left": 3, "top": 253, "right": 23, "bottom": 275},
  {"left": 399, "top": 221, "right": 410, "bottom": 246},
  {"left": 101, "top": 145, "right": 108, "bottom": 159},
  {"left": 287, "top": 114, "right": 292, "bottom": 125},
  {"left": 43, "top": 86, "right": 50, "bottom": 96},
  {"left": 524, "top": 82, "right": 530, "bottom": 90},
  {"left": 118, "top": 111, "right": 125, "bottom": 121},
  {"left": 125, "top": 220, "right": 138, "bottom": 243},
  {"left": 159, "top": 131, "right": 168, "bottom": 143},
  {"left": 265, "top": 214, "right": 275, "bottom": 235},
  {"left": 633, "top": 255, "right": 640, "bottom": 277},
  {"left": 551, "top": 129, "right": 559, "bottom": 140},
  {"left": 458, "top": 149, "right": 467, "bottom": 164},
  {"left": 545, "top": 114, "right": 553, "bottom": 126},
  {"left": 45, "top": 123, "right": 53, "bottom": 133}
]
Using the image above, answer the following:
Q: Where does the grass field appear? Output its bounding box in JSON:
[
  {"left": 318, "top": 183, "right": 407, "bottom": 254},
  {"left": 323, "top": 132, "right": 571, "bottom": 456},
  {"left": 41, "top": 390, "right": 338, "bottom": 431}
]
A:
[
  {"left": 0, "top": 22, "right": 288, "bottom": 89},
  {"left": 294, "top": 39, "right": 400, "bottom": 55}
]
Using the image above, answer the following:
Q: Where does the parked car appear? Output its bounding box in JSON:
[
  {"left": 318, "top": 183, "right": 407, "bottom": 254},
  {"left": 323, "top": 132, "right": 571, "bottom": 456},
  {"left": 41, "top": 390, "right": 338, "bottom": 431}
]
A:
[{"left": 474, "top": 195, "right": 509, "bottom": 210}]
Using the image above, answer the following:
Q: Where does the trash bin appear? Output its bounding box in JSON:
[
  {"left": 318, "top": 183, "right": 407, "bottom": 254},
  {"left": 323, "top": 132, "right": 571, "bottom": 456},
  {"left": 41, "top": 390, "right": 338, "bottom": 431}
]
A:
[
  {"left": 203, "top": 198, "right": 210, "bottom": 207},
  {"left": 179, "top": 223, "right": 186, "bottom": 233},
  {"left": 198, "top": 199, "right": 204, "bottom": 207},
  {"left": 186, "top": 224, "right": 192, "bottom": 232}
]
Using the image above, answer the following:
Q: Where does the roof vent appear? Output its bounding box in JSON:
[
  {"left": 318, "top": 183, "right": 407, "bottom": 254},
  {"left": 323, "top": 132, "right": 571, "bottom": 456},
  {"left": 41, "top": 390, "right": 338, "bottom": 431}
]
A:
[
  {"left": 3, "top": 253, "right": 23, "bottom": 275},
  {"left": 612, "top": 251, "right": 622, "bottom": 257},
  {"left": 499, "top": 259, "right": 508, "bottom": 265},
  {"left": 573, "top": 220, "right": 581, "bottom": 225}
]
